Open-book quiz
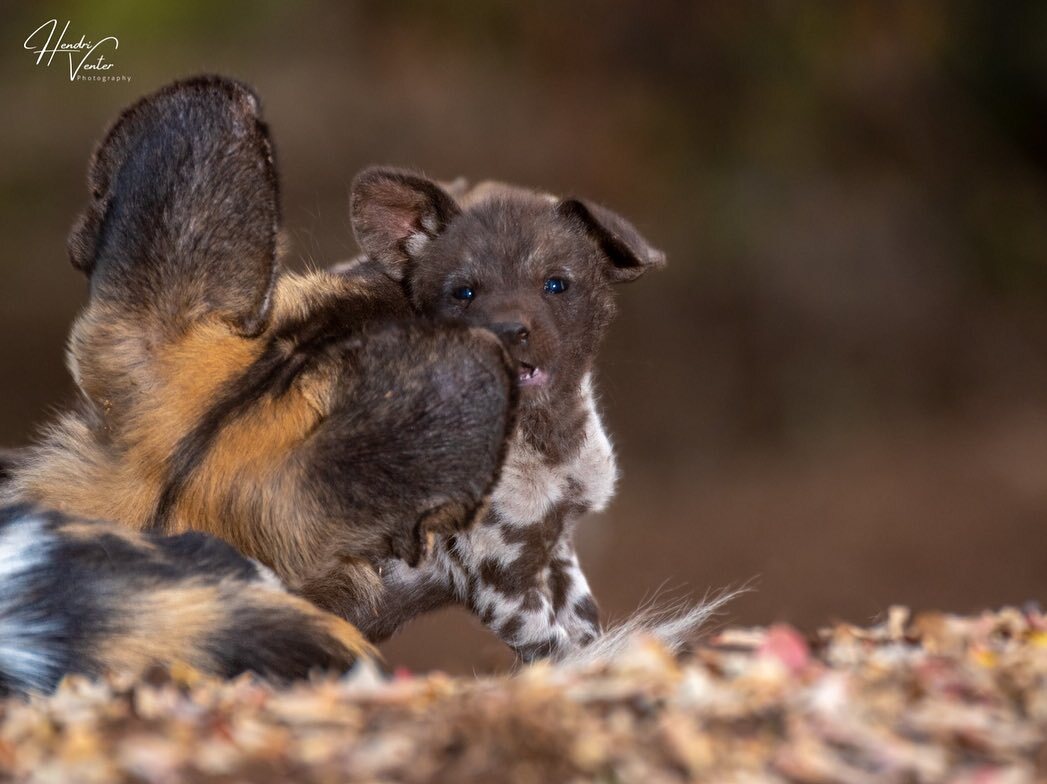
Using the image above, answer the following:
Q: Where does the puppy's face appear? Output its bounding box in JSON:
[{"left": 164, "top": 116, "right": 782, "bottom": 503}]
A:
[
  {"left": 409, "top": 194, "right": 616, "bottom": 403},
  {"left": 351, "top": 172, "right": 666, "bottom": 407}
]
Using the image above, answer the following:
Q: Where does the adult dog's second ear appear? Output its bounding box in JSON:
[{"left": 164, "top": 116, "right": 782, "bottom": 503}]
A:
[
  {"left": 350, "top": 167, "right": 460, "bottom": 282},
  {"left": 557, "top": 198, "right": 667, "bottom": 283},
  {"left": 67, "top": 75, "right": 279, "bottom": 336}
]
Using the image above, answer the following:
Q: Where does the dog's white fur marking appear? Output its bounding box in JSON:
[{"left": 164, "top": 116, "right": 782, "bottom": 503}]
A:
[
  {"left": 252, "top": 561, "right": 286, "bottom": 590},
  {"left": 518, "top": 607, "right": 570, "bottom": 649},
  {"left": 0, "top": 516, "right": 47, "bottom": 583},
  {"left": 491, "top": 439, "right": 564, "bottom": 526},
  {"left": 0, "top": 514, "right": 64, "bottom": 693},
  {"left": 573, "top": 374, "right": 617, "bottom": 512},
  {"left": 462, "top": 522, "right": 520, "bottom": 565},
  {"left": 404, "top": 232, "right": 429, "bottom": 257},
  {"left": 424, "top": 374, "right": 618, "bottom": 652}
]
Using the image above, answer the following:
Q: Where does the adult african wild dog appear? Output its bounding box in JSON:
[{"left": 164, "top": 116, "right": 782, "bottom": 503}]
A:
[
  {"left": 0, "top": 76, "right": 516, "bottom": 692},
  {"left": 338, "top": 170, "right": 672, "bottom": 661}
]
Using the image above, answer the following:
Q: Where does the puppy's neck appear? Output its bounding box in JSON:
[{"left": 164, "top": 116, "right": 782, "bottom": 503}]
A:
[
  {"left": 492, "top": 371, "right": 617, "bottom": 528},
  {"left": 516, "top": 372, "right": 598, "bottom": 464}
]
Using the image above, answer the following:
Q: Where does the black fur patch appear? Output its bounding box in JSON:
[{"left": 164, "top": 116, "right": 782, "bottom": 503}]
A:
[
  {"left": 514, "top": 638, "right": 559, "bottom": 663},
  {"left": 0, "top": 448, "right": 23, "bottom": 483},
  {"left": 203, "top": 606, "right": 348, "bottom": 680},
  {"left": 479, "top": 556, "right": 534, "bottom": 596},
  {"left": 301, "top": 321, "right": 515, "bottom": 565},
  {"left": 498, "top": 614, "right": 524, "bottom": 642},
  {"left": 575, "top": 596, "right": 599, "bottom": 627},
  {"left": 548, "top": 557, "right": 572, "bottom": 612}
]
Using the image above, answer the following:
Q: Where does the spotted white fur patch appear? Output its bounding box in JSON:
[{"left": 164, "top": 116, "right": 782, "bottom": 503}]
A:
[
  {"left": 515, "top": 607, "right": 570, "bottom": 649},
  {"left": 460, "top": 524, "right": 521, "bottom": 565}
]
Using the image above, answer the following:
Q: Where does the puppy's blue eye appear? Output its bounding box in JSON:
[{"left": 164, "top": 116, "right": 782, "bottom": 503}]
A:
[
  {"left": 452, "top": 285, "right": 475, "bottom": 302},
  {"left": 544, "top": 277, "right": 568, "bottom": 294}
]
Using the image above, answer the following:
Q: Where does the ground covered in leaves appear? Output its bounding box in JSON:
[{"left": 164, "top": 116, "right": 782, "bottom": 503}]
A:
[{"left": 1, "top": 607, "right": 1045, "bottom": 783}]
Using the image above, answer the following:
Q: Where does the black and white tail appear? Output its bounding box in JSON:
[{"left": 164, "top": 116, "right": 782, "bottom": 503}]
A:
[{"left": 0, "top": 504, "right": 373, "bottom": 695}]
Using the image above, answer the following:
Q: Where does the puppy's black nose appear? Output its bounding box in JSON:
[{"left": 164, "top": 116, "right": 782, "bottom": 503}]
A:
[{"left": 492, "top": 322, "right": 529, "bottom": 346}]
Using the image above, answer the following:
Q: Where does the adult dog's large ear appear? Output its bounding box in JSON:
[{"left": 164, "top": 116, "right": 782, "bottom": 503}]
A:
[
  {"left": 67, "top": 75, "right": 279, "bottom": 336},
  {"left": 350, "top": 167, "right": 460, "bottom": 282},
  {"left": 557, "top": 198, "right": 667, "bottom": 283}
]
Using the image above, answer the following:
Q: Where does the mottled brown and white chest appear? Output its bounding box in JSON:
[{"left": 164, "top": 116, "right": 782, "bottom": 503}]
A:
[{"left": 490, "top": 376, "right": 617, "bottom": 530}]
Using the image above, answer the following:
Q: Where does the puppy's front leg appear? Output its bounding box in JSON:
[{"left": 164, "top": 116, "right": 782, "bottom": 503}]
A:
[
  {"left": 443, "top": 523, "right": 577, "bottom": 661},
  {"left": 548, "top": 539, "right": 601, "bottom": 647},
  {"left": 360, "top": 526, "right": 599, "bottom": 661},
  {"left": 481, "top": 539, "right": 602, "bottom": 659}
]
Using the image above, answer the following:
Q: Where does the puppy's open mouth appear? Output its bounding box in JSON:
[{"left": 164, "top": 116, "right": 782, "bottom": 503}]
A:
[{"left": 517, "top": 362, "right": 548, "bottom": 388}]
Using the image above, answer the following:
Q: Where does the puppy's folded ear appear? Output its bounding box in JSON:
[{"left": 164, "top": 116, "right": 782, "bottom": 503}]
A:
[
  {"left": 68, "top": 75, "right": 279, "bottom": 336},
  {"left": 350, "top": 167, "right": 460, "bottom": 281},
  {"left": 557, "top": 198, "right": 667, "bottom": 283}
]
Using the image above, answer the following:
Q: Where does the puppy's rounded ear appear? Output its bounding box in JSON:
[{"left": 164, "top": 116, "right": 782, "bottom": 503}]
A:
[
  {"left": 557, "top": 198, "right": 667, "bottom": 283},
  {"left": 350, "top": 167, "right": 460, "bottom": 282}
]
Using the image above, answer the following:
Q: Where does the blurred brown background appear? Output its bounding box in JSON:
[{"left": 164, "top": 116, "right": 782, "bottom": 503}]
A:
[{"left": 2, "top": 2, "right": 1045, "bottom": 673}]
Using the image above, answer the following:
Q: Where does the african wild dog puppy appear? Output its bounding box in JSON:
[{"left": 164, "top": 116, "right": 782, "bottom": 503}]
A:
[
  {"left": 0, "top": 76, "right": 517, "bottom": 688},
  {"left": 340, "top": 169, "right": 666, "bottom": 660}
]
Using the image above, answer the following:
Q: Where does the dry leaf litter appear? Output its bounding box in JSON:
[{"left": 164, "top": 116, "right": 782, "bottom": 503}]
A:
[{"left": 1, "top": 605, "right": 1045, "bottom": 783}]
